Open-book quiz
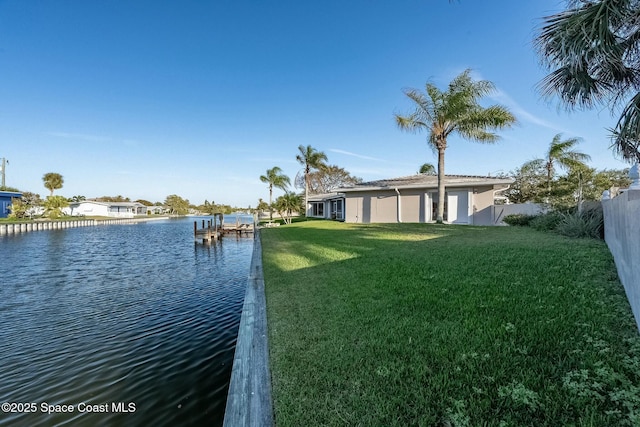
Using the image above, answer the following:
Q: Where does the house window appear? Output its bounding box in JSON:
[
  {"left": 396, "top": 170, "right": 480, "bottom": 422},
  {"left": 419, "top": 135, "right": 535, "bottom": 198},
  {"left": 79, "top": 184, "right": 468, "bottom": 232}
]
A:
[{"left": 310, "top": 202, "right": 324, "bottom": 217}]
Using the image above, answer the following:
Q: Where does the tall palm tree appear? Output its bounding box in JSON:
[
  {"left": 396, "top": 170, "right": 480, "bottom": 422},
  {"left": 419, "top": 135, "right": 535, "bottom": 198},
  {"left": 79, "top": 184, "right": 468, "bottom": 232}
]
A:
[
  {"left": 535, "top": 0, "right": 640, "bottom": 163},
  {"left": 296, "top": 145, "right": 328, "bottom": 217},
  {"left": 523, "top": 133, "right": 591, "bottom": 198},
  {"left": 259, "top": 166, "right": 291, "bottom": 221},
  {"left": 42, "top": 172, "right": 64, "bottom": 196},
  {"left": 395, "top": 69, "right": 516, "bottom": 223}
]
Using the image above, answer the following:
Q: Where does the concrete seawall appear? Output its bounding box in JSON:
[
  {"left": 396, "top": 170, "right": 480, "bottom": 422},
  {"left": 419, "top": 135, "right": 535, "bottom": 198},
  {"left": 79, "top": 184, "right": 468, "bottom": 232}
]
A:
[
  {"left": 0, "top": 217, "right": 167, "bottom": 236},
  {"left": 223, "top": 229, "right": 274, "bottom": 427}
]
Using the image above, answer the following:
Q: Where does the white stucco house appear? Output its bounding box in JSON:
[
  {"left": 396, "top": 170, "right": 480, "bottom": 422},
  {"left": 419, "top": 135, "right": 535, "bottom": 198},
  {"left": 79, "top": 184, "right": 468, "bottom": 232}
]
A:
[
  {"left": 307, "top": 174, "right": 514, "bottom": 226},
  {"left": 66, "top": 201, "right": 148, "bottom": 218},
  {"left": 147, "top": 205, "right": 168, "bottom": 215}
]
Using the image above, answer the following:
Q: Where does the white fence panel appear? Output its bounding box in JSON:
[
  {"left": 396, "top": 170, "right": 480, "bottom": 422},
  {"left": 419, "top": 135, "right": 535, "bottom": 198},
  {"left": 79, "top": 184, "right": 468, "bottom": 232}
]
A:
[
  {"left": 492, "top": 203, "right": 547, "bottom": 225},
  {"left": 602, "top": 189, "right": 640, "bottom": 332}
]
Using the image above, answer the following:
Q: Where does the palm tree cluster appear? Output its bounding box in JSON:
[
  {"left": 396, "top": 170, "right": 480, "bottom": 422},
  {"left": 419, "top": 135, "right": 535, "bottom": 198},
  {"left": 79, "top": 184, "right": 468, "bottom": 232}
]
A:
[
  {"left": 258, "top": 145, "right": 329, "bottom": 222},
  {"left": 523, "top": 133, "right": 592, "bottom": 197},
  {"left": 506, "top": 134, "right": 631, "bottom": 208},
  {"left": 395, "top": 69, "right": 517, "bottom": 223},
  {"left": 274, "top": 192, "right": 301, "bottom": 224},
  {"left": 536, "top": 0, "right": 640, "bottom": 163},
  {"left": 43, "top": 195, "right": 69, "bottom": 219}
]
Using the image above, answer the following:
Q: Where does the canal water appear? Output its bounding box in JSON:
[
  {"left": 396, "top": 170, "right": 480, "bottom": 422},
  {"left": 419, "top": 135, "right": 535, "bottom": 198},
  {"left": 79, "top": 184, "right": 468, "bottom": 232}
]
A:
[{"left": 0, "top": 218, "right": 253, "bottom": 427}]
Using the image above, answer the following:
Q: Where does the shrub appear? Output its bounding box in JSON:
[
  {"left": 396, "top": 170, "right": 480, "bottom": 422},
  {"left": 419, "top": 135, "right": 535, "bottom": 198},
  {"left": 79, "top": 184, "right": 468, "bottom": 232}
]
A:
[
  {"left": 555, "top": 208, "right": 603, "bottom": 239},
  {"left": 530, "top": 211, "right": 564, "bottom": 232},
  {"left": 503, "top": 214, "right": 537, "bottom": 226}
]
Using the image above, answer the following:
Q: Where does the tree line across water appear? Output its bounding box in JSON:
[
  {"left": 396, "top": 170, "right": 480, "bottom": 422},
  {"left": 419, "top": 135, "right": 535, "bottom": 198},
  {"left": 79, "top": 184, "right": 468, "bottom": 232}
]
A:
[{"left": 1, "top": 172, "right": 239, "bottom": 219}]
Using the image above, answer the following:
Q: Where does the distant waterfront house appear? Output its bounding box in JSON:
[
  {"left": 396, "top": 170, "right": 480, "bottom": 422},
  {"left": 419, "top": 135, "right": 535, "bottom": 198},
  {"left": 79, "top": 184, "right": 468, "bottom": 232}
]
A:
[
  {"left": 307, "top": 193, "right": 346, "bottom": 221},
  {"left": 333, "top": 174, "right": 514, "bottom": 225},
  {"left": 147, "top": 205, "right": 167, "bottom": 215},
  {"left": 67, "top": 201, "right": 148, "bottom": 218},
  {"left": 0, "top": 190, "right": 22, "bottom": 218}
]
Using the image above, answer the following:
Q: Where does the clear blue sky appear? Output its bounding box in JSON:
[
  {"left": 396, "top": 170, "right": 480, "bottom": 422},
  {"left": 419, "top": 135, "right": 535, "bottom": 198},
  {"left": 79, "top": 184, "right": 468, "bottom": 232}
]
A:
[{"left": 0, "top": 0, "right": 629, "bottom": 207}]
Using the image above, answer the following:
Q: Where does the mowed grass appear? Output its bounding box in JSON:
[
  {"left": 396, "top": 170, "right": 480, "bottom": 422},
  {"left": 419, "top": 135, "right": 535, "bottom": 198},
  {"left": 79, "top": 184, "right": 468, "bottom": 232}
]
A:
[{"left": 261, "top": 221, "right": 640, "bottom": 427}]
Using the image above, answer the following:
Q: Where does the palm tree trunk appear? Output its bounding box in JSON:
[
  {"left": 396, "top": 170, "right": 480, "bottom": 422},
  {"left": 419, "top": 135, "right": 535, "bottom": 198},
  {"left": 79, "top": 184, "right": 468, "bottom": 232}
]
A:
[
  {"left": 577, "top": 170, "right": 584, "bottom": 214},
  {"left": 304, "top": 170, "right": 309, "bottom": 219},
  {"left": 437, "top": 147, "right": 446, "bottom": 223},
  {"left": 269, "top": 185, "right": 273, "bottom": 221},
  {"left": 546, "top": 161, "right": 552, "bottom": 202}
]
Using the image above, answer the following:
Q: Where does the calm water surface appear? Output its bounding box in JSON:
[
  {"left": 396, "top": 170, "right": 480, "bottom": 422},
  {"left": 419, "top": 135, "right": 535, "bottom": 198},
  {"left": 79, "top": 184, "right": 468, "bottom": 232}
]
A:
[{"left": 0, "top": 218, "right": 253, "bottom": 426}]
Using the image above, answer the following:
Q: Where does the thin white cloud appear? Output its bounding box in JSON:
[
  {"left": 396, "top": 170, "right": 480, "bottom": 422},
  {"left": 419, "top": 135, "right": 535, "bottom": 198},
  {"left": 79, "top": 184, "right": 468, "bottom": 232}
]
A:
[
  {"left": 329, "top": 149, "right": 384, "bottom": 161},
  {"left": 122, "top": 139, "right": 141, "bottom": 147},
  {"left": 446, "top": 70, "right": 571, "bottom": 133},
  {"left": 248, "top": 157, "right": 299, "bottom": 165},
  {"left": 490, "top": 89, "right": 573, "bottom": 134},
  {"left": 400, "top": 69, "right": 568, "bottom": 133},
  {"left": 47, "top": 131, "right": 113, "bottom": 142},
  {"left": 47, "top": 132, "right": 141, "bottom": 146}
]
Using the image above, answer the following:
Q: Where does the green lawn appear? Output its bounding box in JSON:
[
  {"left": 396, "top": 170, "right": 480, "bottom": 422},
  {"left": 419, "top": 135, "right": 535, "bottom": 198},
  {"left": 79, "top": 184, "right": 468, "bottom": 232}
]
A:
[{"left": 261, "top": 221, "right": 640, "bottom": 427}]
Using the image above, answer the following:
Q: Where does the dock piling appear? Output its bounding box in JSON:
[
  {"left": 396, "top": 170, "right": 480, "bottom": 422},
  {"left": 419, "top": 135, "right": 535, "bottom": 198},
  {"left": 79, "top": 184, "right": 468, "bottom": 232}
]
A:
[{"left": 194, "top": 214, "right": 255, "bottom": 244}]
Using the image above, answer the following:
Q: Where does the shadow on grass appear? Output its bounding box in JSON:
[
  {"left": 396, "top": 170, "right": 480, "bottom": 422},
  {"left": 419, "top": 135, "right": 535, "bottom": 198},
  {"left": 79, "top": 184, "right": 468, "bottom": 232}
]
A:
[{"left": 262, "top": 222, "right": 468, "bottom": 270}]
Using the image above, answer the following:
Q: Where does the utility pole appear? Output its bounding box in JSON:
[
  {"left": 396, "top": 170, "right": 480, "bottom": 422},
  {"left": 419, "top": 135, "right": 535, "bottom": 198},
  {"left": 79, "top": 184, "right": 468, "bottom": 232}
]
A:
[{"left": 0, "top": 158, "right": 7, "bottom": 188}]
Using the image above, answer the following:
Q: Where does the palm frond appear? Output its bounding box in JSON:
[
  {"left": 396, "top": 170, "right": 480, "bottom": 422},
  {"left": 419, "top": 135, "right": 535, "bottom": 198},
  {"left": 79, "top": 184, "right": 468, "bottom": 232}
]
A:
[
  {"left": 610, "top": 91, "right": 640, "bottom": 162},
  {"left": 610, "top": 127, "right": 640, "bottom": 163},
  {"left": 456, "top": 128, "right": 500, "bottom": 143},
  {"left": 556, "top": 153, "right": 593, "bottom": 170},
  {"left": 536, "top": 0, "right": 640, "bottom": 109},
  {"left": 456, "top": 105, "right": 516, "bottom": 142},
  {"left": 395, "top": 113, "right": 428, "bottom": 133},
  {"left": 615, "top": 91, "right": 640, "bottom": 142},
  {"left": 261, "top": 166, "right": 290, "bottom": 191},
  {"left": 549, "top": 136, "right": 582, "bottom": 156},
  {"left": 545, "top": 133, "right": 591, "bottom": 173},
  {"left": 522, "top": 158, "right": 546, "bottom": 172},
  {"left": 396, "top": 69, "right": 515, "bottom": 161},
  {"left": 297, "top": 144, "right": 328, "bottom": 171},
  {"left": 537, "top": 66, "right": 609, "bottom": 108},
  {"left": 403, "top": 87, "right": 438, "bottom": 125},
  {"left": 425, "top": 83, "right": 443, "bottom": 108}
]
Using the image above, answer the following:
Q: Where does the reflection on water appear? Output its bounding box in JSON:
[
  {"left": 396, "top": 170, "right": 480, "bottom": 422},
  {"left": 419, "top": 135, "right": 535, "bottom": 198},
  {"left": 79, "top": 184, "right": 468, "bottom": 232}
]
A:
[{"left": 0, "top": 219, "right": 252, "bottom": 426}]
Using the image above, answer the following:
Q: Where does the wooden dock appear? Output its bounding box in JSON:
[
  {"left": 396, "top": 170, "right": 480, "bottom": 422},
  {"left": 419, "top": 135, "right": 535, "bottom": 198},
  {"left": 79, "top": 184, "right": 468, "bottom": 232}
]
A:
[{"left": 194, "top": 214, "right": 255, "bottom": 243}]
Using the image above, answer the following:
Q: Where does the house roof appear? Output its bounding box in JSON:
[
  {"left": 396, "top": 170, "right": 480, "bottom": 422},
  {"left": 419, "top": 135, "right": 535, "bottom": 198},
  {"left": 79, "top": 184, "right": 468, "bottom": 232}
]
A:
[
  {"left": 308, "top": 192, "right": 344, "bottom": 202},
  {"left": 69, "top": 200, "right": 147, "bottom": 208},
  {"left": 338, "top": 174, "right": 514, "bottom": 192},
  {"left": 0, "top": 191, "right": 22, "bottom": 197}
]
